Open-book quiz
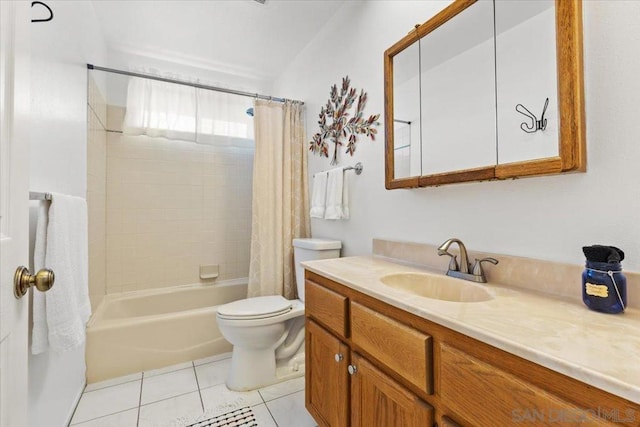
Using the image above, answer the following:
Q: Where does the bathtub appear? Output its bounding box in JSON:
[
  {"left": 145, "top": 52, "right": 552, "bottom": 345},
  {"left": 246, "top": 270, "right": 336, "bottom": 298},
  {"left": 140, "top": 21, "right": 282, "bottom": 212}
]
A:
[{"left": 86, "top": 280, "right": 247, "bottom": 384}]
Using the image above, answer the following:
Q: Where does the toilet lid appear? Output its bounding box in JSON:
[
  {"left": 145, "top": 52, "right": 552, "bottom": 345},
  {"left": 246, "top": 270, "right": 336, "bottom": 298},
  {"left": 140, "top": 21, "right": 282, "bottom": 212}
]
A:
[{"left": 217, "top": 296, "right": 293, "bottom": 320}]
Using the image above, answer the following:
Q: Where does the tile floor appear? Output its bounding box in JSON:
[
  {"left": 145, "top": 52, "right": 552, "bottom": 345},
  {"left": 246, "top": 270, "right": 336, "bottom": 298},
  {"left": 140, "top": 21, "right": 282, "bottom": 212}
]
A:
[{"left": 69, "top": 353, "right": 317, "bottom": 427}]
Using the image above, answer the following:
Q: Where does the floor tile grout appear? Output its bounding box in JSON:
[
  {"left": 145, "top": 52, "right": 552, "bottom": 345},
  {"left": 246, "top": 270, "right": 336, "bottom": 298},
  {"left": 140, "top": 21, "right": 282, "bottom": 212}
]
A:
[
  {"left": 262, "top": 388, "right": 305, "bottom": 404},
  {"left": 139, "top": 389, "right": 200, "bottom": 408},
  {"left": 136, "top": 372, "right": 144, "bottom": 427},
  {"left": 83, "top": 375, "right": 142, "bottom": 393},
  {"left": 262, "top": 401, "right": 280, "bottom": 427},
  {"left": 70, "top": 407, "right": 138, "bottom": 426},
  {"left": 192, "top": 361, "right": 205, "bottom": 413}
]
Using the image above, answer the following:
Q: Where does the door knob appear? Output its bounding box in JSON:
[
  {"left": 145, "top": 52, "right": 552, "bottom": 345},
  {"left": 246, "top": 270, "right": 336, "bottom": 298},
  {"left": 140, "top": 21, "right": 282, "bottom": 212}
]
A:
[
  {"left": 334, "top": 353, "right": 344, "bottom": 362},
  {"left": 347, "top": 364, "right": 357, "bottom": 375},
  {"left": 14, "top": 266, "right": 54, "bottom": 299}
]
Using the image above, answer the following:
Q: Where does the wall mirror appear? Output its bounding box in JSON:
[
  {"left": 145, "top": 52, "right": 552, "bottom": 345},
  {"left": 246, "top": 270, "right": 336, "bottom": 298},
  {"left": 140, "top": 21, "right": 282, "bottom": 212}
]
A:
[{"left": 384, "top": 0, "right": 585, "bottom": 189}]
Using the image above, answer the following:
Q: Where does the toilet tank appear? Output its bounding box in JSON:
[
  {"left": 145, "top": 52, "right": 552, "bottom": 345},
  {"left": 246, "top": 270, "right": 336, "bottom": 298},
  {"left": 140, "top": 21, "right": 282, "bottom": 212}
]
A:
[{"left": 293, "top": 238, "right": 341, "bottom": 302}]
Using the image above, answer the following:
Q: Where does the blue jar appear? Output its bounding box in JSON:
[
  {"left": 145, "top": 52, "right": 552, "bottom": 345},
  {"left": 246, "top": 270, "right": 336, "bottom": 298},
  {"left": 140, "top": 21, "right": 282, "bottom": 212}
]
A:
[{"left": 582, "top": 261, "right": 627, "bottom": 314}]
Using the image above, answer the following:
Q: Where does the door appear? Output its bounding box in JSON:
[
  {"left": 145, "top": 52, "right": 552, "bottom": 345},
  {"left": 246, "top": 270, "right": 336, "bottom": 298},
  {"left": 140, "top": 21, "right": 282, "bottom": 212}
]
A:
[
  {"left": 0, "top": 1, "right": 30, "bottom": 426},
  {"left": 350, "top": 353, "right": 433, "bottom": 427},
  {"left": 305, "top": 320, "right": 349, "bottom": 427}
]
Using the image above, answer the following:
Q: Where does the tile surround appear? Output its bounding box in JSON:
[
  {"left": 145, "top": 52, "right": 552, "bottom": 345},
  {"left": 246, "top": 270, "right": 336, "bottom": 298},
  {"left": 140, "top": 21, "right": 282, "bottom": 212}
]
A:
[
  {"left": 71, "top": 355, "right": 316, "bottom": 427},
  {"left": 373, "top": 238, "right": 640, "bottom": 309},
  {"left": 87, "top": 76, "right": 108, "bottom": 311},
  {"left": 104, "top": 106, "right": 254, "bottom": 293}
]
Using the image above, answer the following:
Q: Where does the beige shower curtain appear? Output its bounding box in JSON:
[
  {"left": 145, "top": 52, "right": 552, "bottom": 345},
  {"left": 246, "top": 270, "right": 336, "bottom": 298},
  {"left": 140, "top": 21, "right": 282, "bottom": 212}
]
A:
[{"left": 248, "top": 100, "right": 310, "bottom": 299}]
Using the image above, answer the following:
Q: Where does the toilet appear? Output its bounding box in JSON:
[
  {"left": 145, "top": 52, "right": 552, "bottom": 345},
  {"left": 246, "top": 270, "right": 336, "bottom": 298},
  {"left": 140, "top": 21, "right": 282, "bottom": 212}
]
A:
[{"left": 216, "top": 238, "right": 342, "bottom": 391}]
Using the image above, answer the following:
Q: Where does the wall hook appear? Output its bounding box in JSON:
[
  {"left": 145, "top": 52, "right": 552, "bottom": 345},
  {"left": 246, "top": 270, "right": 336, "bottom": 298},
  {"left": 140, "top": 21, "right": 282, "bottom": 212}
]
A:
[
  {"left": 515, "top": 97, "right": 549, "bottom": 133},
  {"left": 31, "top": 1, "right": 53, "bottom": 23}
]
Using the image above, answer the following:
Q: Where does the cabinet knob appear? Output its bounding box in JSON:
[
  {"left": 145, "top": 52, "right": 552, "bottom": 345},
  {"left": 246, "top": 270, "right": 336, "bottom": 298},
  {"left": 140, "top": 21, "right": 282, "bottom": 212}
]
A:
[
  {"left": 347, "top": 364, "right": 357, "bottom": 375},
  {"left": 334, "top": 353, "right": 344, "bottom": 362}
]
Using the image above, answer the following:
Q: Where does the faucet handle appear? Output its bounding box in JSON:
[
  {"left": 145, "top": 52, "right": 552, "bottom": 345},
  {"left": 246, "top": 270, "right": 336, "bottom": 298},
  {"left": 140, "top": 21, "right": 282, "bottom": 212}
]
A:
[
  {"left": 448, "top": 255, "right": 458, "bottom": 272},
  {"left": 472, "top": 257, "right": 499, "bottom": 280},
  {"left": 439, "top": 250, "right": 459, "bottom": 272}
]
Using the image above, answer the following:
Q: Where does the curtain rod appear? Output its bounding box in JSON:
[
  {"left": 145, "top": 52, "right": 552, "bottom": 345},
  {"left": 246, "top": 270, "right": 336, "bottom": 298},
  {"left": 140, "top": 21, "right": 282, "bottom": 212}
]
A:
[{"left": 87, "top": 64, "right": 303, "bottom": 105}]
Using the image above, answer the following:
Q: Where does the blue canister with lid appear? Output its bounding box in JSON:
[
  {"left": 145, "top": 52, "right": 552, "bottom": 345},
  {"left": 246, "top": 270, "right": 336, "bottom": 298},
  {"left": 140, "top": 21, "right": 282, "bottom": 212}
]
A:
[{"left": 582, "top": 245, "right": 627, "bottom": 314}]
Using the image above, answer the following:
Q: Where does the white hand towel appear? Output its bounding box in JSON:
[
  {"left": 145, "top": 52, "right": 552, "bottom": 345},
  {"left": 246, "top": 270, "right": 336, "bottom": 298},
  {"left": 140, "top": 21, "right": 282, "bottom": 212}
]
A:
[
  {"left": 35, "top": 193, "right": 91, "bottom": 353},
  {"left": 310, "top": 171, "right": 328, "bottom": 218},
  {"left": 342, "top": 170, "right": 350, "bottom": 220},
  {"left": 32, "top": 202, "right": 50, "bottom": 355},
  {"left": 324, "top": 167, "right": 345, "bottom": 220}
]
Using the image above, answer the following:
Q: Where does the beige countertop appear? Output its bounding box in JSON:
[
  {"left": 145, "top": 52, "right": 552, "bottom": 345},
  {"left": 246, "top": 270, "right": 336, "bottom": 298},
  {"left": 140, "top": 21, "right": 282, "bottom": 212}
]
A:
[{"left": 302, "top": 255, "right": 640, "bottom": 405}]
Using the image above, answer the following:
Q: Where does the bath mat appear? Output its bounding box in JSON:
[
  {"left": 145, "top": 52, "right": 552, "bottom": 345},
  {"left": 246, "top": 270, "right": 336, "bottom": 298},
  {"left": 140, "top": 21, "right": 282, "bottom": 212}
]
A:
[{"left": 186, "top": 407, "right": 257, "bottom": 427}]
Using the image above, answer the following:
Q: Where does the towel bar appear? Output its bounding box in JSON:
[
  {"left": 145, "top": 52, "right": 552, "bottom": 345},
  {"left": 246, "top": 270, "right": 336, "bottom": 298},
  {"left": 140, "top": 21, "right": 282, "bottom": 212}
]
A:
[{"left": 29, "top": 191, "right": 52, "bottom": 201}]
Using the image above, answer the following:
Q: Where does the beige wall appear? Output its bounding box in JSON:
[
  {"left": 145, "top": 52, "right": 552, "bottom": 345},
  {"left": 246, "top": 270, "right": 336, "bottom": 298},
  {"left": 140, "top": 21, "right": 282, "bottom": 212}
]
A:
[
  {"left": 105, "top": 107, "right": 253, "bottom": 293},
  {"left": 87, "top": 76, "right": 107, "bottom": 310}
]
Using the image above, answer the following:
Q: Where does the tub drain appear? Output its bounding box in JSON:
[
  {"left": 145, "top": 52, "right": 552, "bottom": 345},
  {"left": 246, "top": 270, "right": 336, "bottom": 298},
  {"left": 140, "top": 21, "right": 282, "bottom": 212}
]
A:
[{"left": 186, "top": 406, "right": 257, "bottom": 427}]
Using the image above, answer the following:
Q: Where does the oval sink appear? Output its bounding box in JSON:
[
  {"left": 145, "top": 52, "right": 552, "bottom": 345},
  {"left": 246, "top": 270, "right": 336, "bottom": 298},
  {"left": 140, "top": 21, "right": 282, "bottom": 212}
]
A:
[{"left": 380, "top": 273, "right": 493, "bottom": 302}]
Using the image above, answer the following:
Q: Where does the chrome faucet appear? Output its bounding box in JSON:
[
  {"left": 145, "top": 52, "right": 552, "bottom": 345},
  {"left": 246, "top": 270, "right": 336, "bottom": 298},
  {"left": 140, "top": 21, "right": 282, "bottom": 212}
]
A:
[{"left": 437, "top": 238, "right": 498, "bottom": 283}]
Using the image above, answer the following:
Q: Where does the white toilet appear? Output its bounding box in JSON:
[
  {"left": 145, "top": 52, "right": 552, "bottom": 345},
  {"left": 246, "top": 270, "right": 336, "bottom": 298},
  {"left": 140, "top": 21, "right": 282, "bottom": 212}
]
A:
[{"left": 216, "top": 238, "right": 342, "bottom": 391}]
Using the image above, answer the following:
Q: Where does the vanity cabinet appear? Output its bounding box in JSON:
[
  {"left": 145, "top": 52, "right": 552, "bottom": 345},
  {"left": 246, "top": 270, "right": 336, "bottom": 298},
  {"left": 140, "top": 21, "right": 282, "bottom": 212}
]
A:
[
  {"left": 304, "top": 270, "right": 639, "bottom": 427},
  {"left": 305, "top": 279, "right": 434, "bottom": 427},
  {"left": 351, "top": 353, "right": 434, "bottom": 427},
  {"left": 306, "top": 320, "right": 349, "bottom": 427}
]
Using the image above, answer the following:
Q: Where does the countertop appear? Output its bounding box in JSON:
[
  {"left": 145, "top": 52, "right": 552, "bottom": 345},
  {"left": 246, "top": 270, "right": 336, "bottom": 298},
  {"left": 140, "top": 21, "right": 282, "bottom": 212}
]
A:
[{"left": 302, "top": 255, "right": 640, "bottom": 404}]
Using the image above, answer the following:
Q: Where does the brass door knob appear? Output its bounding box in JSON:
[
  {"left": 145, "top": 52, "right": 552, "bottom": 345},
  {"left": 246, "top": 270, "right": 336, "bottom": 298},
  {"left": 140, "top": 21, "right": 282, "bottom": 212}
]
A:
[{"left": 14, "top": 266, "right": 54, "bottom": 299}]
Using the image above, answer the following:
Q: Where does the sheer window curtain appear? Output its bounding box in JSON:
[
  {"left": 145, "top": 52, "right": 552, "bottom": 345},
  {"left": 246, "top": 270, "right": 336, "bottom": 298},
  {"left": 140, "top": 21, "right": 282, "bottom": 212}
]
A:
[
  {"left": 248, "top": 100, "right": 310, "bottom": 299},
  {"left": 123, "top": 77, "right": 254, "bottom": 144}
]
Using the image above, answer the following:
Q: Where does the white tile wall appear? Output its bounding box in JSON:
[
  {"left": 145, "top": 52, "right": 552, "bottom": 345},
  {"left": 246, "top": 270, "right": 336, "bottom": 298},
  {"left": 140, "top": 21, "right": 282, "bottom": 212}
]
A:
[{"left": 104, "top": 106, "right": 254, "bottom": 293}]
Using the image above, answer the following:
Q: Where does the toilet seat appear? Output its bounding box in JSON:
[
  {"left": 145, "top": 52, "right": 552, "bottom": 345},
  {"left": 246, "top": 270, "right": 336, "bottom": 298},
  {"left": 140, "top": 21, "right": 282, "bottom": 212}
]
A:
[{"left": 217, "top": 296, "right": 293, "bottom": 320}]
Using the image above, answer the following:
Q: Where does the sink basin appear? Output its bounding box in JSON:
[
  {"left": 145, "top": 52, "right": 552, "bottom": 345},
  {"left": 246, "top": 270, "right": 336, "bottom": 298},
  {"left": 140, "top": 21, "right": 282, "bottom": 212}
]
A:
[{"left": 380, "top": 273, "right": 493, "bottom": 302}]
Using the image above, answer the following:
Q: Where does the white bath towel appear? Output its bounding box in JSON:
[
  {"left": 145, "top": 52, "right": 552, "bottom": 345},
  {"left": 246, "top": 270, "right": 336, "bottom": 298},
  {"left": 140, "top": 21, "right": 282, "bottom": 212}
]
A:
[
  {"left": 32, "top": 202, "right": 49, "bottom": 354},
  {"left": 324, "top": 167, "right": 346, "bottom": 220},
  {"left": 310, "top": 171, "right": 328, "bottom": 218},
  {"left": 32, "top": 193, "right": 91, "bottom": 354}
]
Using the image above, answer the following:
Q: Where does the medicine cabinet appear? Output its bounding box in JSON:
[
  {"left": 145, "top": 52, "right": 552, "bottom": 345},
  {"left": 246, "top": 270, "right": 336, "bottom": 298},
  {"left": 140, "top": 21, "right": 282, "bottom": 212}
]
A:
[{"left": 384, "top": 0, "right": 585, "bottom": 189}]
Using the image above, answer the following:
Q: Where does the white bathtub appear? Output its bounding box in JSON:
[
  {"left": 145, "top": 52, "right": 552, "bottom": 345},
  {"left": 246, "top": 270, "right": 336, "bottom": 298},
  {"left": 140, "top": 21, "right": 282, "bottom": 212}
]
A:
[{"left": 86, "top": 280, "right": 247, "bottom": 384}]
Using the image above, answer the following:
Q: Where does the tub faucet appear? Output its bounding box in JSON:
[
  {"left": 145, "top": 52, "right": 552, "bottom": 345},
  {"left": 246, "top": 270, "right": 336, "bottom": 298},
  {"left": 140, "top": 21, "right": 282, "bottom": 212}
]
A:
[{"left": 437, "top": 238, "right": 498, "bottom": 283}]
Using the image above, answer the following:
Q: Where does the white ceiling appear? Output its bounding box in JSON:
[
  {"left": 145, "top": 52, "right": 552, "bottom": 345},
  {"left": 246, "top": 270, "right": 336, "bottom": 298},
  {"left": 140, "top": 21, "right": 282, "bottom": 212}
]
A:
[{"left": 91, "top": 0, "right": 346, "bottom": 83}]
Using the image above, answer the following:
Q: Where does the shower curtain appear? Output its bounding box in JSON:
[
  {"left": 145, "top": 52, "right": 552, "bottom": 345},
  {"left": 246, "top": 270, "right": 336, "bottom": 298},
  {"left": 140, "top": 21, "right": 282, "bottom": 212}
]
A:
[{"left": 248, "top": 100, "right": 310, "bottom": 299}]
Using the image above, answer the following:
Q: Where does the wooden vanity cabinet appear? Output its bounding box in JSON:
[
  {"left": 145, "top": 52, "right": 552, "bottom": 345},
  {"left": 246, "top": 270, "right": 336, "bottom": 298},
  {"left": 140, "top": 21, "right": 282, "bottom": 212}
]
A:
[
  {"left": 305, "top": 276, "right": 434, "bottom": 427},
  {"left": 306, "top": 320, "right": 349, "bottom": 427},
  {"left": 305, "top": 270, "right": 640, "bottom": 427},
  {"left": 351, "top": 353, "right": 434, "bottom": 427}
]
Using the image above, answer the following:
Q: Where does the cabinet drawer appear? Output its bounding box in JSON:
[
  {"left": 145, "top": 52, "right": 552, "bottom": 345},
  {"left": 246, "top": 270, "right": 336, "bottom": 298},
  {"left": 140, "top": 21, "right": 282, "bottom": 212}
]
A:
[
  {"left": 305, "top": 279, "right": 348, "bottom": 338},
  {"left": 350, "top": 302, "right": 433, "bottom": 394},
  {"left": 440, "top": 344, "right": 617, "bottom": 426}
]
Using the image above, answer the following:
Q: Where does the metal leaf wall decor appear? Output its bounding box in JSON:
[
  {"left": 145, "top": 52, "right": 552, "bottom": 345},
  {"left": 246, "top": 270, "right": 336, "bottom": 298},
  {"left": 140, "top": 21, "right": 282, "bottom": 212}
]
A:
[{"left": 309, "top": 76, "right": 380, "bottom": 165}]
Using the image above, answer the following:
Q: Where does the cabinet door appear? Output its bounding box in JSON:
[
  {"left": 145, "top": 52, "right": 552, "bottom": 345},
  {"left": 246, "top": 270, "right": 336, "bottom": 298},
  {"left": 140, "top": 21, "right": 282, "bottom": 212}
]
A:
[
  {"left": 306, "top": 320, "right": 349, "bottom": 427},
  {"left": 350, "top": 353, "right": 433, "bottom": 427}
]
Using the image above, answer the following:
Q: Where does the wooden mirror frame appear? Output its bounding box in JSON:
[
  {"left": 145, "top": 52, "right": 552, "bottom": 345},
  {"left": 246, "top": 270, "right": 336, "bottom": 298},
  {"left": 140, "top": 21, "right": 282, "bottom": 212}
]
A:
[{"left": 384, "top": 0, "right": 585, "bottom": 189}]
